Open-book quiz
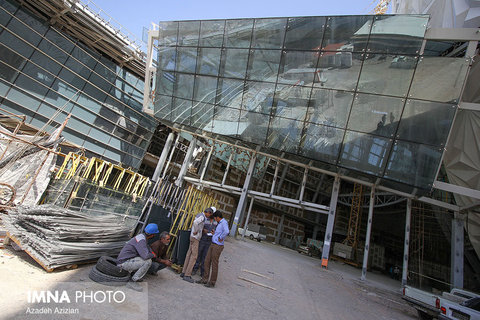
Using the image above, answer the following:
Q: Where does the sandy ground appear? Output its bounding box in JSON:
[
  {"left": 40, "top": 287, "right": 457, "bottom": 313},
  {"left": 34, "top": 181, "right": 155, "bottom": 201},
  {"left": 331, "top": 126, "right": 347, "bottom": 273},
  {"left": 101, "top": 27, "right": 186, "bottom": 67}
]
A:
[{"left": 0, "top": 237, "right": 417, "bottom": 320}]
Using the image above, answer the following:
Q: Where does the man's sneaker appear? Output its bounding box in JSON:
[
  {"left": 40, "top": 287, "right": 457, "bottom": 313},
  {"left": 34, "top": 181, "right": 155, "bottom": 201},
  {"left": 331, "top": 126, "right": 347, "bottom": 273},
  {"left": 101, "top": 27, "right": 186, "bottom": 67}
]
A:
[
  {"left": 195, "top": 279, "right": 207, "bottom": 284},
  {"left": 179, "top": 273, "right": 184, "bottom": 278},
  {"left": 183, "top": 276, "right": 194, "bottom": 283},
  {"left": 126, "top": 281, "right": 143, "bottom": 292},
  {"left": 204, "top": 282, "right": 215, "bottom": 288},
  {"left": 149, "top": 271, "right": 158, "bottom": 276},
  {"left": 191, "top": 269, "right": 197, "bottom": 276}
]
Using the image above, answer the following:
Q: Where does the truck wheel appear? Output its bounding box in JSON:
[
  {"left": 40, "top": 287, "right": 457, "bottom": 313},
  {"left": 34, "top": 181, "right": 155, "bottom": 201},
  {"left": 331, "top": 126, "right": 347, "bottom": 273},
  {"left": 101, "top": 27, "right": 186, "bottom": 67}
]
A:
[
  {"left": 417, "top": 310, "right": 433, "bottom": 320},
  {"left": 249, "top": 234, "right": 254, "bottom": 240},
  {"left": 256, "top": 238, "right": 261, "bottom": 242}
]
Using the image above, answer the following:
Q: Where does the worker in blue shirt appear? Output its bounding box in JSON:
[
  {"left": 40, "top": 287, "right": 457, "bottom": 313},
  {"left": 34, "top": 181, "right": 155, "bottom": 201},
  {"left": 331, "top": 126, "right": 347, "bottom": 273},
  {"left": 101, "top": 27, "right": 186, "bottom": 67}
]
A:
[{"left": 196, "top": 211, "right": 229, "bottom": 288}]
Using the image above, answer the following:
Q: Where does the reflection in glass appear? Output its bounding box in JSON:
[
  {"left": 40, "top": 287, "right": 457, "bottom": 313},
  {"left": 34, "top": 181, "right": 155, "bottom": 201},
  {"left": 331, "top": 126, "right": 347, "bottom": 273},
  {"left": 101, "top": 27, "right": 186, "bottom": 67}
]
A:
[
  {"left": 348, "top": 93, "right": 404, "bottom": 137},
  {"left": 300, "top": 123, "right": 343, "bottom": 164},
  {"left": 191, "top": 101, "right": 215, "bottom": 130},
  {"left": 322, "top": 16, "right": 373, "bottom": 52},
  {"left": 278, "top": 50, "right": 318, "bottom": 85},
  {"left": 397, "top": 99, "right": 456, "bottom": 146},
  {"left": 409, "top": 57, "right": 469, "bottom": 103},
  {"left": 171, "top": 98, "right": 191, "bottom": 125},
  {"left": 197, "top": 47, "right": 221, "bottom": 76},
  {"left": 156, "top": 70, "right": 174, "bottom": 96},
  {"left": 315, "top": 52, "right": 363, "bottom": 91},
  {"left": 158, "top": 21, "right": 178, "bottom": 46},
  {"left": 241, "top": 110, "right": 270, "bottom": 145},
  {"left": 194, "top": 75, "right": 217, "bottom": 104},
  {"left": 178, "top": 21, "right": 200, "bottom": 46},
  {"left": 211, "top": 106, "right": 241, "bottom": 136},
  {"left": 367, "top": 15, "right": 428, "bottom": 55},
  {"left": 174, "top": 73, "right": 194, "bottom": 99},
  {"left": 307, "top": 88, "right": 353, "bottom": 128},
  {"left": 158, "top": 47, "right": 177, "bottom": 71},
  {"left": 273, "top": 84, "right": 310, "bottom": 120},
  {"left": 200, "top": 20, "right": 224, "bottom": 47},
  {"left": 340, "top": 131, "right": 391, "bottom": 175},
  {"left": 266, "top": 117, "right": 304, "bottom": 153},
  {"left": 252, "top": 18, "right": 287, "bottom": 49},
  {"left": 247, "top": 49, "right": 281, "bottom": 82},
  {"left": 224, "top": 19, "right": 253, "bottom": 48},
  {"left": 284, "top": 17, "right": 326, "bottom": 50},
  {"left": 176, "top": 47, "right": 197, "bottom": 73},
  {"left": 385, "top": 141, "right": 442, "bottom": 188},
  {"left": 217, "top": 78, "right": 244, "bottom": 108},
  {"left": 243, "top": 81, "right": 276, "bottom": 114},
  {"left": 154, "top": 94, "right": 172, "bottom": 121},
  {"left": 358, "top": 54, "right": 416, "bottom": 97},
  {"left": 221, "top": 48, "right": 249, "bottom": 79}
]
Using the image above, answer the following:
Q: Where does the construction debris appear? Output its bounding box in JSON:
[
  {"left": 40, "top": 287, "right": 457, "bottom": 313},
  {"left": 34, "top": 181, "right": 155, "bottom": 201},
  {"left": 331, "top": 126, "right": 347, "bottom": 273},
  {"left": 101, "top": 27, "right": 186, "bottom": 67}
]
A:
[
  {"left": 242, "top": 269, "right": 273, "bottom": 280},
  {"left": 3, "top": 205, "right": 132, "bottom": 271},
  {"left": 238, "top": 276, "right": 277, "bottom": 291}
]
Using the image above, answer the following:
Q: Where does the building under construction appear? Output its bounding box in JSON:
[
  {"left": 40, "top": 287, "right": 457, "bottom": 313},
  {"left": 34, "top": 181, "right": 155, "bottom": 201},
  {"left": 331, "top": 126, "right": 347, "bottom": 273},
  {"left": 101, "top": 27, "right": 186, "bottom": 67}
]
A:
[{"left": 0, "top": 0, "right": 479, "bottom": 296}]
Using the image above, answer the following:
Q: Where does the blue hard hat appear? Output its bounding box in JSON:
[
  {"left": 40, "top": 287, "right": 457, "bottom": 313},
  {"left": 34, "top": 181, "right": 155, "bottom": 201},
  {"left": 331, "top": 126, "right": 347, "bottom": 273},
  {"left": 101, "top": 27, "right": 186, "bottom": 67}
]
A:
[{"left": 145, "top": 223, "right": 159, "bottom": 234}]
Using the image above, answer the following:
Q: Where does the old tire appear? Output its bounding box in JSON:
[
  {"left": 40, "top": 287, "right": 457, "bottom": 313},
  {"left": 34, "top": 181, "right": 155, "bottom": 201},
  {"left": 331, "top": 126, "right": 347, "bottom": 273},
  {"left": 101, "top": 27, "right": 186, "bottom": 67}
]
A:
[
  {"left": 89, "top": 266, "right": 130, "bottom": 286},
  {"left": 96, "top": 256, "right": 129, "bottom": 277},
  {"left": 249, "top": 234, "right": 254, "bottom": 240}
]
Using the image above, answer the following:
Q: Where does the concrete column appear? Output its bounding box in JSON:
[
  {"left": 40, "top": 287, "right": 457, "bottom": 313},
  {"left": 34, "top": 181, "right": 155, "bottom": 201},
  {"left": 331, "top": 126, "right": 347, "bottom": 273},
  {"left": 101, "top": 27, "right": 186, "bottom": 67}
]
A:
[
  {"left": 275, "top": 214, "right": 285, "bottom": 244},
  {"left": 230, "top": 152, "right": 257, "bottom": 237},
  {"left": 451, "top": 211, "right": 465, "bottom": 289},
  {"left": 361, "top": 186, "right": 375, "bottom": 281},
  {"left": 321, "top": 176, "right": 341, "bottom": 269},
  {"left": 241, "top": 197, "right": 255, "bottom": 240},
  {"left": 175, "top": 137, "right": 196, "bottom": 187},
  {"left": 402, "top": 198, "right": 412, "bottom": 286},
  {"left": 152, "top": 132, "right": 175, "bottom": 182}
]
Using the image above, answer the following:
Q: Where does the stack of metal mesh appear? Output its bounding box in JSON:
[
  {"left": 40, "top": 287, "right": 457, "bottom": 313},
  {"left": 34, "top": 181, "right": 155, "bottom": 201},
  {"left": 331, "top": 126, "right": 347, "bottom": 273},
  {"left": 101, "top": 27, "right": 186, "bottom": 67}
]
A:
[{"left": 4, "top": 205, "right": 133, "bottom": 269}]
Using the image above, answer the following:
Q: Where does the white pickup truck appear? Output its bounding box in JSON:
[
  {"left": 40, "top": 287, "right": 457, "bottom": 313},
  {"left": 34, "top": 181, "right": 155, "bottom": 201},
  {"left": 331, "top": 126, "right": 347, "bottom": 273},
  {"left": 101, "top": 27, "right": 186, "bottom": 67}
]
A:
[
  {"left": 403, "top": 285, "right": 479, "bottom": 319},
  {"left": 238, "top": 224, "right": 267, "bottom": 242},
  {"left": 438, "top": 296, "right": 480, "bottom": 320}
]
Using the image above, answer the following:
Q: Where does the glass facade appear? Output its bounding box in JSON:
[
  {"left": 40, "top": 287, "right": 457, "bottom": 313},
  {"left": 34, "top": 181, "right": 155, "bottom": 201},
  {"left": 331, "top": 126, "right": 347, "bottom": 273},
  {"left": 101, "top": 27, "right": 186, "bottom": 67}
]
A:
[
  {"left": 0, "top": 0, "right": 157, "bottom": 169},
  {"left": 154, "top": 15, "right": 469, "bottom": 191}
]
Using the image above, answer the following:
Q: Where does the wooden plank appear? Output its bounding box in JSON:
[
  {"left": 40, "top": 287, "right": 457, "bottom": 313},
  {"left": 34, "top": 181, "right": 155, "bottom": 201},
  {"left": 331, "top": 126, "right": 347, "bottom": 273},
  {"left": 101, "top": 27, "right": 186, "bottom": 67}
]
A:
[
  {"left": 241, "top": 269, "right": 273, "bottom": 280},
  {"left": 238, "top": 276, "right": 276, "bottom": 291},
  {"left": 6, "top": 232, "right": 54, "bottom": 272}
]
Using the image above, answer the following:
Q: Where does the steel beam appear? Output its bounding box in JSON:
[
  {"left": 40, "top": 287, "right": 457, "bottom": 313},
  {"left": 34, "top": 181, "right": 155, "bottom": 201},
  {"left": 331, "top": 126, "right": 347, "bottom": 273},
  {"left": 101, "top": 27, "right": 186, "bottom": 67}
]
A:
[
  {"left": 451, "top": 212, "right": 465, "bottom": 289},
  {"left": 434, "top": 180, "right": 480, "bottom": 201},
  {"left": 361, "top": 186, "right": 375, "bottom": 281},
  {"left": 200, "top": 144, "right": 214, "bottom": 182},
  {"left": 275, "top": 214, "right": 285, "bottom": 244},
  {"left": 162, "top": 134, "right": 180, "bottom": 179},
  {"left": 221, "top": 150, "right": 234, "bottom": 185},
  {"left": 402, "top": 198, "right": 412, "bottom": 286},
  {"left": 152, "top": 132, "right": 174, "bottom": 182},
  {"left": 241, "top": 197, "right": 255, "bottom": 240},
  {"left": 459, "top": 102, "right": 480, "bottom": 112},
  {"left": 175, "top": 137, "right": 196, "bottom": 187},
  {"left": 321, "top": 176, "right": 341, "bottom": 269},
  {"left": 424, "top": 28, "right": 480, "bottom": 41}
]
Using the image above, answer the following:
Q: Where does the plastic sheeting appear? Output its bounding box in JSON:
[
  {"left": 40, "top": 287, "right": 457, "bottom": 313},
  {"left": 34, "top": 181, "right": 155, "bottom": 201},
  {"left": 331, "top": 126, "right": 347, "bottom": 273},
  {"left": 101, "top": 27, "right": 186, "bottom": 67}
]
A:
[
  {"left": 0, "top": 125, "right": 60, "bottom": 206},
  {"left": 3, "top": 205, "right": 133, "bottom": 269}
]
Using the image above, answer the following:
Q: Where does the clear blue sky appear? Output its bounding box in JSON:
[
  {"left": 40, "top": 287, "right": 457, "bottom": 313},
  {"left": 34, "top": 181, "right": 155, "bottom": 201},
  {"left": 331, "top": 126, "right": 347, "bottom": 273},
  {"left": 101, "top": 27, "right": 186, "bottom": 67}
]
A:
[{"left": 91, "top": 0, "right": 376, "bottom": 44}]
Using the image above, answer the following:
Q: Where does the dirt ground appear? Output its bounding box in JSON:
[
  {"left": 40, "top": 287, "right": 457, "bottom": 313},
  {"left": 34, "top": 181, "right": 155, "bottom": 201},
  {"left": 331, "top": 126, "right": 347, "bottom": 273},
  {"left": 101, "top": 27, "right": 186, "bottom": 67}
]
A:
[{"left": 0, "top": 237, "right": 418, "bottom": 320}]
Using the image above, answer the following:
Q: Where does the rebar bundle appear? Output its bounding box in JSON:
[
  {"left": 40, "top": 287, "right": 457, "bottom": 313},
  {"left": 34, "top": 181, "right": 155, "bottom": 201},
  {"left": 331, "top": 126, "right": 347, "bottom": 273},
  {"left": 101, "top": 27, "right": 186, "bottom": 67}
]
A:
[{"left": 3, "top": 205, "right": 132, "bottom": 269}]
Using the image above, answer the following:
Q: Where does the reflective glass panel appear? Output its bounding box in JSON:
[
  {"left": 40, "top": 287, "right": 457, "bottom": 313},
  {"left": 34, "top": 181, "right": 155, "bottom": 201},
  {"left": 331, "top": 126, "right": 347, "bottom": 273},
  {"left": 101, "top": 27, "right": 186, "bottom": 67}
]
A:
[
  {"left": 7, "top": 16, "right": 43, "bottom": 47},
  {"left": 299, "top": 123, "right": 343, "bottom": 164},
  {"left": 176, "top": 47, "right": 197, "bottom": 73},
  {"left": 240, "top": 110, "right": 269, "bottom": 145},
  {"left": 278, "top": 50, "right": 318, "bottom": 85},
  {"left": 224, "top": 19, "right": 253, "bottom": 48},
  {"left": 221, "top": 48, "right": 249, "bottom": 79},
  {"left": 217, "top": 78, "right": 244, "bottom": 108},
  {"left": 171, "top": 98, "right": 191, "bottom": 126},
  {"left": 243, "top": 81, "right": 276, "bottom": 114},
  {"left": 193, "top": 75, "right": 217, "bottom": 104},
  {"left": 247, "top": 49, "right": 281, "bottom": 82},
  {"left": 199, "top": 20, "right": 224, "bottom": 47},
  {"left": 307, "top": 88, "right": 353, "bottom": 128},
  {"left": 252, "top": 18, "right": 287, "bottom": 49},
  {"left": 340, "top": 131, "right": 391, "bottom": 176},
  {"left": 273, "top": 84, "right": 310, "bottom": 120},
  {"left": 178, "top": 21, "right": 199, "bottom": 46},
  {"left": 367, "top": 15, "right": 428, "bottom": 55},
  {"left": 409, "top": 56, "right": 469, "bottom": 103},
  {"left": 384, "top": 141, "right": 442, "bottom": 188},
  {"left": 314, "top": 52, "right": 363, "bottom": 91},
  {"left": 158, "top": 21, "right": 178, "bottom": 46},
  {"left": 266, "top": 117, "right": 304, "bottom": 153},
  {"left": 397, "top": 99, "right": 456, "bottom": 146},
  {"left": 284, "top": 17, "right": 326, "bottom": 50},
  {"left": 348, "top": 93, "right": 404, "bottom": 137},
  {"left": 158, "top": 47, "right": 177, "bottom": 71},
  {"left": 197, "top": 47, "right": 221, "bottom": 76},
  {"left": 357, "top": 54, "right": 417, "bottom": 97},
  {"left": 191, "top": 101, "right": 215, "bottom": 130},
  {"left": 156, "top": 70, "right": 174, "bottom": 96},
  {"left": 322, "top": 16, "right": 373, "bottom": 52},
  {"left": 212, "top": 106, "right": 241, "bottom": 136},
  {"left": 174, "top": 73, "right": 194, "bottom": 99}
]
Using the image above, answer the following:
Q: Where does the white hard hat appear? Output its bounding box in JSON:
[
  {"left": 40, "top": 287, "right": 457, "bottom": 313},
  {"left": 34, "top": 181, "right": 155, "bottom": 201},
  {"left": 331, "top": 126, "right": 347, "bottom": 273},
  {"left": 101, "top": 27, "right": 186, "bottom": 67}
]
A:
[{"left": 211, "top": 206, "right": 216, "bottom": 213}]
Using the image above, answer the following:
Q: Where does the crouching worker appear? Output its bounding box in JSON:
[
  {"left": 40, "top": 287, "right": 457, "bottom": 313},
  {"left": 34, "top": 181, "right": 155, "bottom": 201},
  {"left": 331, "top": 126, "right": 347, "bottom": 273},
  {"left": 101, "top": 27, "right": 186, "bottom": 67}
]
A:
[
  {"left": 117, "top": 223, "right": 159, "bottom": 291},
  {"left": 148, "top": 231, "right": 173, "bottom": 275}
]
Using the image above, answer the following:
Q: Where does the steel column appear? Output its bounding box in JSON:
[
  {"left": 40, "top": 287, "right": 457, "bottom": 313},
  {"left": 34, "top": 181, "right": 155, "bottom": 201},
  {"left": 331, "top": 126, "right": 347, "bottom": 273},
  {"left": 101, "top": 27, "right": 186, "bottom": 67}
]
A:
[
  {"left": 312, "top": 214, "right": 321, "bottom": 239},
  {"left": 361, "top": 186, "right": 375, "bottom": 281},
  {"left": 200, "top": 144, "right": 214, "bottom": 182},
  {"left": 241, "top": 197, "right": 255, "bottom": 240},
  {"left": 152, "top": 132, "right": 175, "bottom": 182},
  {"left": 175, "top": 137, "right": 196, "bottom": 187},
  {"left": 451, "top": 212, "right": 465, "bottom": 289},
  {"left": 402, "top": 198, "right": 412, "bottom": 286},
  {"left": 321, "top": 176, "right": 341, "bottom": 269},
  {"left": 162, "top": 134, "right": 180, "bottom": 179},
  {"left": 221, "top": 150, "right": 234, "bottom": 185},
  {"left": 275, "top": 214, "right": 285, "bottom": 244},
  {"left": 230, "top": 152, "right": 257, "bottom": 237}
]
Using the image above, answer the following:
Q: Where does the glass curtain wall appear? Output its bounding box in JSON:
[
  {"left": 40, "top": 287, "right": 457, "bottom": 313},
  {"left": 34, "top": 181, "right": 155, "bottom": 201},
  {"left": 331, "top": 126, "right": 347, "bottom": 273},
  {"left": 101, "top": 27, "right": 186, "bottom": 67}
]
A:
[
  {"left": 154, "top": 15, "right": 469, "bottom": 191},
  {"left": 0, "top": 0, "right": 157, "bottom": 169}
]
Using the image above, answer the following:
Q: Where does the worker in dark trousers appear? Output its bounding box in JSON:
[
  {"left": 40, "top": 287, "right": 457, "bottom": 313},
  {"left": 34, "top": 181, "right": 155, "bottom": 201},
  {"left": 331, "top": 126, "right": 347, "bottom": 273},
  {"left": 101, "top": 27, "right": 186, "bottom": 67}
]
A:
[
  {"left": 192, "top": 207, "right": 217, "bottom": 277},
  {"left": 196, "top": 211, "right": 229, "bottom": 288},
  {"left": 148, "top": 231, "right": 173, "bottom": 275},
  {"left": 117, "top": 223, "right": 159, "bottom": 291}
]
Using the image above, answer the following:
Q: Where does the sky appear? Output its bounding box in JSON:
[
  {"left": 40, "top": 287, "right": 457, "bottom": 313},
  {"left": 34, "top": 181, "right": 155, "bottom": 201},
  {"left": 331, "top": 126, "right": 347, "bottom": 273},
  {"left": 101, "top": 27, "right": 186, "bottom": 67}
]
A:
[{"left": 90, "top": 0, "right": 376, "bottom": 45}]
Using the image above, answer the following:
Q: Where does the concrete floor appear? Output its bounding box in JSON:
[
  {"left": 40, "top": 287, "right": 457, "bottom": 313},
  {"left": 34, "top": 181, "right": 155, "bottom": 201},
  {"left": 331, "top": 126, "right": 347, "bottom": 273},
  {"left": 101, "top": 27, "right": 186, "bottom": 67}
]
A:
[{"left": 0, "top": 237, "right": 417, "bottom": 320}]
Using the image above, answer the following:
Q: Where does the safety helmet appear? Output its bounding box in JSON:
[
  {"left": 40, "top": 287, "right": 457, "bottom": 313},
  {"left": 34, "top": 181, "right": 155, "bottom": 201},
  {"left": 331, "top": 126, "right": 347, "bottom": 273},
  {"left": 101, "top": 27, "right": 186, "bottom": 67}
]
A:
[
  {"left": 145, "top": 223, "right": 159, "bottom": 234},
  {"left": 211, "top": 206, "right": 216, "bottom": 213}
]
